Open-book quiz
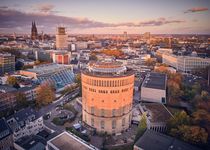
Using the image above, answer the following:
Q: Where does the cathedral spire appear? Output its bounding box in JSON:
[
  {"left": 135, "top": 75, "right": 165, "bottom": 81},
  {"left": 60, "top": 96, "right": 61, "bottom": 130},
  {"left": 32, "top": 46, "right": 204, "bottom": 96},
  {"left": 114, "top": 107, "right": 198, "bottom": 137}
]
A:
[{"left": 31, "top": 21, "right": 38, "bottom": 40}]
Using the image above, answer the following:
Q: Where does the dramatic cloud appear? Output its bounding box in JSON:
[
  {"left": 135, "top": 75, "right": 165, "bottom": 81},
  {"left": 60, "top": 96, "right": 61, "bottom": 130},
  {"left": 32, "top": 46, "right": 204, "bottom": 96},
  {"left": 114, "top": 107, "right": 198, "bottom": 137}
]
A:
[
  {"left": 0, "top": 6, "right": 8, "bottom": 9},
  {"left": 0, "top": 8, "right": 185, "bottom": 33},
  {"left": 184, "top": 7, "right": 208, "bottom": 13}
]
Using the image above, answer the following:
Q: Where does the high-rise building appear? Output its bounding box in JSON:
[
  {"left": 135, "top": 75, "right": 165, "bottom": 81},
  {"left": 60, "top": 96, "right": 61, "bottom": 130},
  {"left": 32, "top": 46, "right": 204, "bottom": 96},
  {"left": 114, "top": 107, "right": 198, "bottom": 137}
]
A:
[
  {"left": 123, "top": 31, "right": 127, "bottom": 40},
  {"left": 0, "top": 53, "right": 15, "bottom": 75},
  {"left": 31, "top": 21, "right": 38, "bottom": 40},
  {"left": 81, "top": 59, "right": 134, "bottom": 134},
  {"left": 56, "top": 27, "right": 68, "bottom": 50}
]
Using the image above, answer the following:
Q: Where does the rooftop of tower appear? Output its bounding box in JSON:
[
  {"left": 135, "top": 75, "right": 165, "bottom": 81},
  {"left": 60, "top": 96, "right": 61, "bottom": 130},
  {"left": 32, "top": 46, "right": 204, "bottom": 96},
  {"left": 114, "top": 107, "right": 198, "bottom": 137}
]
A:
[{"left": 83, "top": 59, "right": 134, "bottom": 78}]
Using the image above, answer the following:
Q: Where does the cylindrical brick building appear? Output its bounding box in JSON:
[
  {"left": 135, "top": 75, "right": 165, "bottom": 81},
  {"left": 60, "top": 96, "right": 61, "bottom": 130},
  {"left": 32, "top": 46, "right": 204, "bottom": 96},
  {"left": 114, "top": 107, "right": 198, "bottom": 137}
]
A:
[{"left": 82, "top": 60, "right": 134, "bottom": 134}]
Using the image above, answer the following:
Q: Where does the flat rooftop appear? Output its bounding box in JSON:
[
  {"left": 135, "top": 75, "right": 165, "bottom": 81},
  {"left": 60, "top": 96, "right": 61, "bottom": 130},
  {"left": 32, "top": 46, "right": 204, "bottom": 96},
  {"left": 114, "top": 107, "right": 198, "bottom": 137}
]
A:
[
  {"left": 135, "top": 129, "right": 201, "bottom": 150},
  {"left": 142, "top": 72, "right": 166, "bottom": 90},
  {"left": 25, "top": 63, "right": 71, "bottom": 75},
  {"left": 141, "top": 103, "right": 172, "bottom": 123},
  {"left": 48, "top": 132, "right": 98, "bottom": 150}
]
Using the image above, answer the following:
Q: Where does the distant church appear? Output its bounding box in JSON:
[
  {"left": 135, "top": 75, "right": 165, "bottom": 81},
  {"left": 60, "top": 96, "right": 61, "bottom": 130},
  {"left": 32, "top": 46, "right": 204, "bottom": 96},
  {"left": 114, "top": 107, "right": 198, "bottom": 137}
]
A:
[{"left": 31, "top": 21, "right": 38, "bottom": 40}]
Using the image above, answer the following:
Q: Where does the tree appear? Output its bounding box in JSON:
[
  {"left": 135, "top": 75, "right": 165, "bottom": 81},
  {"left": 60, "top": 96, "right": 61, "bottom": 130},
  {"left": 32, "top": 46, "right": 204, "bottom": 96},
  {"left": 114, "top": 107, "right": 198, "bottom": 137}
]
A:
[
  {"left": 135, "top": 114, "right": 147, "bottom": 142},
  {"left": 155, "top": 65, "right": 170, "bottom": 74},
  {"left": 145, "top": 58, "right": 156, "bottom": 66},
  {"left": 16, "top": 92, "right": 27, "bottom": 109},
  {"left": 100, "top": 49, "right": 124, "bottom": 58},
  {"left": 170, "top": 125, "right": 208, "bottom": 144},
  {"left": 75, "top": 74, "right": 81, "bottom": 86},
  {"left": 192, "top": 82, "right": 201, "bottom": 95},
  {"left": 167, "top": 111, "right": 190, "bottom": 130},
  {"left": 89, "top": 54, "right": 98, "bottom": 61},
  {"left": 36, "top": 83, "right": 55, "bottom": 107},
  {"left": 192, "top": 109, "right": 210, "bottom": 129},
  {"left": 201, "top": 91, "right": 209, "bottom": 101},
  {"left": 6, "top": 76, "right": 17, "bottom": 86},
  {"left": 168, "top": 80, "right": 182, "bottom": 99}
]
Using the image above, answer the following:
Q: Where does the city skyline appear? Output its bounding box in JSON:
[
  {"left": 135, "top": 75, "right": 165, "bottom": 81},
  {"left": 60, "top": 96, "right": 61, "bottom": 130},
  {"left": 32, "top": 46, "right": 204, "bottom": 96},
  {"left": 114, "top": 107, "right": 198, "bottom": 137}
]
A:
[{"left": 0, "top": 0, "right": 210, "bottom": 34}]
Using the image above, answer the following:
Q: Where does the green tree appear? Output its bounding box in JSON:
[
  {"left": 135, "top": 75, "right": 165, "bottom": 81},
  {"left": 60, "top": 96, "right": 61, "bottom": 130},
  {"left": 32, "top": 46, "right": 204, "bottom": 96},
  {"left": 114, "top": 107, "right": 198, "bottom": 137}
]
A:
[
  {"left": 167, "top": 111, "right": 190, "bottom": 130},
  {"left": 135, "top": 114, "right": 147, "bottom": 142},
  {"left": 36, "top": 83, "right": 55, "bottom": 107}
]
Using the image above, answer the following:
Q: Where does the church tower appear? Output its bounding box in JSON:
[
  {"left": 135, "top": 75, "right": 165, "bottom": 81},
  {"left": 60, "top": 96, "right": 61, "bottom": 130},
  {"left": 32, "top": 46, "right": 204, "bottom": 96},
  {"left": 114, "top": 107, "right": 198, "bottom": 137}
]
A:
[{"left": 31, "top": 21, "right": 38, "bottom": 40}]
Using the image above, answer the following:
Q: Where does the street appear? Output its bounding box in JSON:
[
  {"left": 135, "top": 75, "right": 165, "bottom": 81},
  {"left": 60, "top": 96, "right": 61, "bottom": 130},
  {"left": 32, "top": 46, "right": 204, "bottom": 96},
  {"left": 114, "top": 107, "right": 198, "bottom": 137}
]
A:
[{"left": 38, "top": 88, "right": 80, "bottom": 133}]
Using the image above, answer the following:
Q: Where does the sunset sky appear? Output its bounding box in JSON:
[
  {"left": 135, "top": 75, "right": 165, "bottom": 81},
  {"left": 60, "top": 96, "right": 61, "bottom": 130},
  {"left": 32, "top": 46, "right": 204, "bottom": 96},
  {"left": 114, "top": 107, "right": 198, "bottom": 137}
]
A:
[{"left": 0, "top": 0, "right": 210, "bottom": 34}]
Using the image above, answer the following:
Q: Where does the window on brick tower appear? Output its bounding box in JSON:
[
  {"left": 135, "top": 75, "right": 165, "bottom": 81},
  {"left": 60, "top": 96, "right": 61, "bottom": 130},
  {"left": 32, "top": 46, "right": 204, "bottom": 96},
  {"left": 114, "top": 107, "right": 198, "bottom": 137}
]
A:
[
  {"left": 91, "top": 118, "right": 94, "bottom": 127},
  {"left": 101, "top": 109, "right": 105, "bottom": 117},
  {"left": 122, "top": 118, "right": 125, "bottom": 126},
  {"left": 112, "top": 120, "right": 116, "bottom": 129},
  {"left": 91, "top": 106, "right": 94, "bottom": 115},
  {"left": 101, "top": 120, "right": 105, "bottom": 129},
  {"left": 112, "top": 109, "right": 116, "bottom": 116}
]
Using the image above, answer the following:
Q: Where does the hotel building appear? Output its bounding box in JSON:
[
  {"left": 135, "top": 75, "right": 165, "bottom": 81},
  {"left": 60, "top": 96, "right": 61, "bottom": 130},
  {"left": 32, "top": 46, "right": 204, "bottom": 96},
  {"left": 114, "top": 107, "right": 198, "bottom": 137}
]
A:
[{"left": 81, "top": 60, "right": 134, "bottom": 134}]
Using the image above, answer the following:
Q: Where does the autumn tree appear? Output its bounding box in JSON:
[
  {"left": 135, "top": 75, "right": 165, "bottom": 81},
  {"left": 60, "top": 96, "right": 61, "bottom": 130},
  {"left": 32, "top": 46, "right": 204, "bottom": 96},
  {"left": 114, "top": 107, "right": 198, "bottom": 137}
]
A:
[
  {"left": 75, "top": 74, "right": 82, "bottom": 96},
  {"left": 145, "top": 58, "right": 156, "bottom": 66},
  {"left": 7, "top": 76, "right": 17, "bottom": 86},
  {"left": 168, "top": 111, "right": 209, "bottom": 145},
  {"left": 201, "top": 91, "right": 209, "bottom": 101},
  {"left": 170, "top": 125, "right": 208, "bottom": 144},
  {"left": 89, "top": 54, "right": 98, "bottom": 61},
  {"left": 100, "top": 49, "right": 124, "bottom": 58},
  {"left": 36, "top": 83, "right": 55, "bottom": 107},
  {"left": 155, "top": 65, "right": 170, "bottom": 74},
  {"left": 192, "top": 109, "right": 210, "bottom": 132}
]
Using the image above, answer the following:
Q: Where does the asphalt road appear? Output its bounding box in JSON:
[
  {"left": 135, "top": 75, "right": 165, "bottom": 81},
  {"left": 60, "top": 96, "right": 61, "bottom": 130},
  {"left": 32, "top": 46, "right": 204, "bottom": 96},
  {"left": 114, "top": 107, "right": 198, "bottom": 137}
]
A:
[{"left": 38, "top": 88, "right": 80, "bottom": 133}]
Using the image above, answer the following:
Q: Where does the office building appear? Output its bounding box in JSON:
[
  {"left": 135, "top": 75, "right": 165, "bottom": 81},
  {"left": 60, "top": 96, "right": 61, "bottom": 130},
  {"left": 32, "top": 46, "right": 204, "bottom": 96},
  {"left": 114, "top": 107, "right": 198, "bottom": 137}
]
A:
[
  {"left": 0, "top": 119, "right": 13, "bottom": 150},
  {"left": 0, "top": 53, "right": 15, "bottom": 76},
  {"left": 141, "top": 72, "right": 167, "bottom": 104},
  {"left": 82, "top": 59, "right": 134, "bottom": 134},
  {"left": 56, "top": 27, "right": 68, "bottom": 50},
  {"left": 162, "top": 53, "right": 210, "bottom": 73}
]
